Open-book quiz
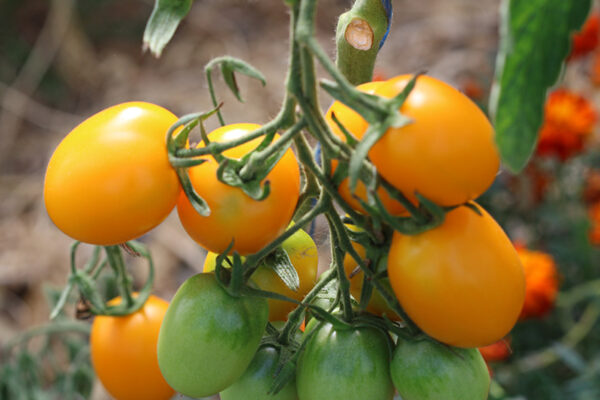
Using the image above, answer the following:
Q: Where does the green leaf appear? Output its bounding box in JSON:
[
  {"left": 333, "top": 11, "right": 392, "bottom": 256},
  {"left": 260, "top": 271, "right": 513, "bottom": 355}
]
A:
[
  {"left": 265, "top": 248, "right": 300, "bottom": 292},
  {"left": 206, "top": 57, "right": 267, "bottom": 102},
  {"left": 142, "top": 0, "right": 193, "bottom": 57},
  {"left": 490, "top": 0, "right": 593, "bottom": 173}
]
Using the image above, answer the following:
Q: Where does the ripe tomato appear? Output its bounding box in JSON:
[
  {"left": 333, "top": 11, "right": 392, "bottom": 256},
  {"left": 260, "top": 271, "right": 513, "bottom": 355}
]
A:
[
  {"left": 90, "top": 295, "right": 174, "bottom": 400},
  {"left": 220, "top": 345, "right": 298, "bottom": 400},
  {"left": 370, "top": 75, "right": 500, "bottom": 206},
  {"left": 387, "top": 204, "right": 525, "bottom": 348},
  {"left": 204, "top": 228, "right": 318, "bottom": 321},
  {"left": 325, "top": 82, "right": 406, "bottom": 215},
  {"left": 342, "top": 240, "right": 401, "bottom": 320},
  {"left": 177, "top": 123, "right": 300, "bottom": 255},
  {"left": 296, "top": 322, "right": 394, "bottom": 400},
  {"left": 157, "top": 273, "right": 269, "bottom": 398},
  {"left": 44, "top": 102, "right": 180, "bottom": 245},
  {"left": 390, "top": 339, "right": 490, "bottom": 399}
]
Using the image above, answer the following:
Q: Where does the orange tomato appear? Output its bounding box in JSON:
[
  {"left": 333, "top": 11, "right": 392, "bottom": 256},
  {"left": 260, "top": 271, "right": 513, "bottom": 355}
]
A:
[
  {"left": 90, "top": 295, "right": 174, "bottom": 400},
  {"left": 369, "top": 75, "right": 499, "bottom": 206},
  {"left": 387, "top": 204, "right": 525, "bottom": 348},
  {"left": 44, "top": 102, "right": 180, "bottom": 245},
  {"left": 177, "top": 123, "right": 300, "bottom": 255}
]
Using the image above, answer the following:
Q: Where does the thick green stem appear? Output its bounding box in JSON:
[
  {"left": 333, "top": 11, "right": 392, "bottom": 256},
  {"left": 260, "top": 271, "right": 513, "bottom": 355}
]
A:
[
  {"left": 335, "top": 0, "right": 389, "bottom": 85},
  {"left": 104, "top": 245, "right": 134, "bottom": 307},
  {"left": 326, "top": 212, "right": 354, "bottom": 322}
]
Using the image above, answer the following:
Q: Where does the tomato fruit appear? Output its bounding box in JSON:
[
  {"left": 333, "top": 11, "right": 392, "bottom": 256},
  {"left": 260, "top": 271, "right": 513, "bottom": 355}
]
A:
[
  {"left": 370, "top": 75, "right": 500, "bottom": 206},
  {"left": 90, "top": 295, "right": 174, "bottom": 400},
  {"left": 44, "top": 102, "right": 180, "bottom": 245},
  {"left": 296, "top": 322, "right": 394, "bottom": 400},
  {"left": 390, "top": 339, "right": 490, "bottom": 400},
  {"left": 177, "top": 123, "right": 300, "bottom": 255},
  {"left": 204, "top": 228, "right": 318, "bottom": 321},
  {"left": 342, "top": 240, "right": 400, "bottom": 320},
  {"left": 220, "top": 345, "right": 298, "bottom": 400},
  {"left": 157, "top": 273, "right": 269, "bottom": 398},
  {"left": 387, "top": 204, "right": 525, "bottom": 348},
  {"left": 326, "top": 82, "right": 406, "bottom": 215}
]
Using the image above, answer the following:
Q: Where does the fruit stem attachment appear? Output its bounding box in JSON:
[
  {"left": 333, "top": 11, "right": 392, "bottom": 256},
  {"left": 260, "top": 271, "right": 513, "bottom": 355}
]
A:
[{"left": 335, "top": 0, "right": 390, "bottom": 85}]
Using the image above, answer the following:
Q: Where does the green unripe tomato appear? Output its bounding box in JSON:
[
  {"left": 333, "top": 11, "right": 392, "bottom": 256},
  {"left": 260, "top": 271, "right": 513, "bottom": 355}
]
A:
[
  {"left": 296, "top": 322, "right": 394, "bottom": 400},
  {"left": 157, "top": 273, "right": 269, "bottom": 398},
  {"left": 390, "top": 339, "right": 490, "bottom": 400},
  {"left": 220, "top": 345, "right": 298, "bottom": 400}
]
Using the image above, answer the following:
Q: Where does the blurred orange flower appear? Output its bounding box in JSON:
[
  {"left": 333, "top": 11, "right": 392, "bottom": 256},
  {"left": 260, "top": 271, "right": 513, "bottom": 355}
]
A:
[
  {"left": 569, "top": 13, "right": 599, "bottom": 60},
  {"left": 584, "top": 169, "right": 600, "bottom": 204},
  {"left": 479, "top": 338, "right": 512, "bottom": 363},
  {"left": 536, "top": 90, "right": 596, "bottom": 160},
  {"left": 517, "top": 246, "right": 560, "bottom": 320},
  {"left": 589, "top": 202, "right": 600, "bottom": 245}
]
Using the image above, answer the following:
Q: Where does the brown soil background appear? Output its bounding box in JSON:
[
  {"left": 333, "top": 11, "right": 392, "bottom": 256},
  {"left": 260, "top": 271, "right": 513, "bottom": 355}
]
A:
[{"left": 1, "top": 0, "right": 594, "bottom": 398}]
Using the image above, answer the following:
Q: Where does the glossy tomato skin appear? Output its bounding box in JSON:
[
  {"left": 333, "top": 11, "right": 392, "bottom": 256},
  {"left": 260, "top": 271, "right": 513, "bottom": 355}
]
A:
[
  {"left": 177, "top": 123, "right": 300, "bottom": 255},
  {"left": 370, "top": 75, "right": 499, "bottom": 206},
  {"left": 387, "top": 204, "right": 525, "bottom": 348},
  {"left": 204, "top": 228, "right": 318, "bottom": 321},
  {"left": 44, "top": 102, "right": 180, "bottom": 245},
  {"left": 296, "top": 322, "right": 394, "bottom": 400},
  {"left": 220, "top": 345, "right": 298, "bottom": 400},
  {"left": 325, "top": 82, "right": 406, "bottom": 216},
  {"left": 157, "top": 273, "right": 269, "bottom": 398},
  {"left": 90, "top": 295, "right": 174, "bottom": 400},
  {"left": 390, "top": 339, "right": 490, "bottom": 400}
]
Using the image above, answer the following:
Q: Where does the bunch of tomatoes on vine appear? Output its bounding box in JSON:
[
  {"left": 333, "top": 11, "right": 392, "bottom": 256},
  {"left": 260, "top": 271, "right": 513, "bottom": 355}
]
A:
[{"left": 29, "top": 0, "right": 593, "bottom": 399}]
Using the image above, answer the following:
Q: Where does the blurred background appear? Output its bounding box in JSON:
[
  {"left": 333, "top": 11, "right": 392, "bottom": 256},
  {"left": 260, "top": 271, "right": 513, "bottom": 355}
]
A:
[{"left": 1, "top": 0, "right": 600, "bottom": 399}]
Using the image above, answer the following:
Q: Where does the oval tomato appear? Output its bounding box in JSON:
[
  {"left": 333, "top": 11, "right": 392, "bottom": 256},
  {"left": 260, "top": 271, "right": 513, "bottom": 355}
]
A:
[
  {"left": 370, "top": 75, "right": 500, "bottom": 206},
  {"left": 220, "top": 345, "right": 298, "bottom": 400},
  {"left": 177, "top": 123, "right": 300, "bottom": 255},
  {"left": 90, "top": 295, "right": 174, "bottom": 400},
  {"left": 387, "top": 204, "right": 525, "bottom": 348},
  {"left": 296, "top": 322, "right": 394, "bottom": 400},
  {"left": 325, "top": 82, "right": 406, "bottom": 215},
  {"left": 44, "top": 102, "right": 180, "bottom": 245},
  {"left": 157, "top": 273, "right": 269, "bottom": 398},
  {"left": 204, "top": 228, "right": 318, "bottom": 321},
  {"left": 390, "top": 339, "right": 490, "bottom": 400}
]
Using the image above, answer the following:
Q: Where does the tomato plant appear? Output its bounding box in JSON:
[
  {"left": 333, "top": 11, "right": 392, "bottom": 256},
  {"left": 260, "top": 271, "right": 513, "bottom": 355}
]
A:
[
  {"left": 44, "top": 102, "right": 180, "bottom": 245},
  {"left": 387, "top": 203, "right": 525, "bottom": 348},
  {"left": 157, "top": 273, "right": 269, "bottom": 398},
  {"left": 90, "top": 295, "right": 174, "bottom": 400},
  {"left": 220, "top": 344, "right": 298, "bottom": 400},
  {"left": 204, "top": 227, "right": 318, "bottom": 321},
  {"left": 296, "top": 322, "right": 394, "bottom": 400},
  {"left": 390, "top": 339, "right": 490, "bottom": 400},
  {"left": 176, "top": 123, "right": 300, "bottom": 255}
]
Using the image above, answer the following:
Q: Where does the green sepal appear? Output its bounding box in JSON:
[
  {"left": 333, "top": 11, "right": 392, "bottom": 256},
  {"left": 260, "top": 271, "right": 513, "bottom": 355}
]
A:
[
  {"left": 490, "top": 0, "right": 593, "bottom": 173},
  {"left": 264, "top": 248, "right": 301, "bottom": 292},
  {"left": 142, "top": 0, "right": 193, "bottom": 57}
]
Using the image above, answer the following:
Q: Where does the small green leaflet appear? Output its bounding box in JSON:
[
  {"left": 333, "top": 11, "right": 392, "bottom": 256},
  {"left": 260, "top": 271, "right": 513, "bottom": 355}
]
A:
[
  {"left": 265, "top": 248, "right": 300, "bottom": 292},
  {"left": 490, "top": 0, "right": 592, "bottom": 173},
  {"left": 143, "top": 0, "right": 193, "bottom": 57}
]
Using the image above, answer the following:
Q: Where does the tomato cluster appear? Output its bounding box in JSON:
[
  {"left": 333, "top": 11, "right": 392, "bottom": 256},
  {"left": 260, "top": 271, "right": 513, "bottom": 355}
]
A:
[{"left": 43, "top": 73, "right": 524, "bottom": 400}]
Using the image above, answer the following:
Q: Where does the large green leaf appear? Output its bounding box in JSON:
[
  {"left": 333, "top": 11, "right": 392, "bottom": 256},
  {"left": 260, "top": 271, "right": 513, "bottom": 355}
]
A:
[{"left": 490, "top": 0, "right": 592, "bottom": 173}]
